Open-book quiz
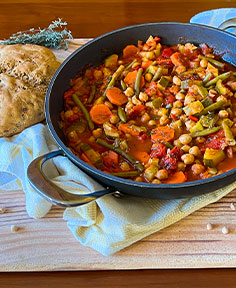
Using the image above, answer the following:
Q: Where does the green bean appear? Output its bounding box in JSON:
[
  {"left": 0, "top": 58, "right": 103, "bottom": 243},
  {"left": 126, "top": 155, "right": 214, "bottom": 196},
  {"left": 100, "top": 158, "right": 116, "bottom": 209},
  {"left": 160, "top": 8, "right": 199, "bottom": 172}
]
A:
[
  {"left": 144, "top": 60, "right": 157, "bottom": 74},
  {"left": 151, "top": 67, "right": 163, "bottom": 82},
  {"left": 189, "top": 126, "right": 220, "bottom": 138},
  {"left": 202, "top": 73, "right": 212, "bottom": 85},
  {"left": 135, "top": 68, "right": 143, "bottom": 96},
  {"left": 222, "top": 120, "right": 236, "bottom": 146},
  {"left": 72, "top": 94, "right": 94, "bottom": 130},
  {"left": 205, "top": 72, "right": 231, "bottom": 87},
  {"left": 162, "top": 141, "right": 174, "bottom": 149},
  {"left": 125, "top": 59, "right": 137, "bottom": 71},
  {"left": 195, "top": 100, "right": 225, "bottom": 117},
  {"left": 88, "top": 84, "right": 96, "bottom": 103},
  {"left": 103, "top": 65, "right": 125, "bottom": 96},
  {"left": 118, "top": 106, "right": 127, "bottom": 122},
  {"left": 96, "top": 138, "right": 144, "bottom": 172},
  {"left": 120, "top": 79, "right": 127, "bottom": 91},
  {"left": 111, "top": 171, "right": 140, "bottom": 178},
  {"left": 200, "top": 55, "right": 225, "bottom": 69}
]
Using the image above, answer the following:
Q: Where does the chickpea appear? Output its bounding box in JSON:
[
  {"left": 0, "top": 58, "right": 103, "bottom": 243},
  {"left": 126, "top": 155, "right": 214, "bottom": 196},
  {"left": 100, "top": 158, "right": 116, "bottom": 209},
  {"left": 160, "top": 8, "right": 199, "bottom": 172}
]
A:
[
  {"left": 64, "top": 110, "right": 74, "bottom": 119},
  {"left": 156, "top": 107, "right": 168, "bottom": 116},
  {"left": 208, "top": 89, "right": 217, "bottom": 98},
  {"left": 124, "top": 87, "right": 134, "bottom": 97},
  {"left": 145, "top": 72, "right": 153, "bottom": 82},
  {"left": 175, "top": 92, "right": 185, "bottom": 100},
  {"left": 89, "top": 136, "right": 96, "bottom": 143},
  {"left": 196, "top": 136, "right": 206, "bottom": 144},
  {"left": 125, "top": 101, "right": 134, "bottom": 112},
  {"left": 139, "top": 92, "right": 148, "bottom": 102},
  {"left": 72, "top": 106, "right": 80, "bottom": 113},
  {"left": 148, "top": 120, "right": 157, "bottom": 127},
  {"left": 185, "top": 120, "right": 195, "bottom": 130},
  {"left": 110, "top": 114, "right": 120, "bottom": 124},
  {"left": 141, "top": 113, "right": 151, "bottom": 123},
  {"left": 159, "top": 115, "right": 169, "bottom": 125},
  {"left": 181, "top": 153, "right": 195, "bottom": 165},
  {"left": 93, "top": 69, "right": 103, "bottom": 80},
  {"left": 120, "top": 161, "right": 130, "bottom": 171},
  {"left": 171, "top": 108, "right": 182, "bottom": 117},
  {"left": 135, "top": 176, "right": 143, "bottom": 182},
  {"left": 191, "top": 163, "right": 205, "bottom": 175},
  {"left": 152, "top": 179, "right": 162, "bottom": 184},
  {"left": 189, "top": 146, "right": 201, "bottom": 157},
  {"left": 179, "top": 134, "right": 192, "bottom": 145},
  {"left": 132, "top": 96, "right": 142, "bottom": 105},
  {"left": 92, "top": 128, "right": 102, "bottom": 139},
  {"left": 177, "top": 161, "right": 186, "bottom": 171},
  {"left": 175, "top": 65, "right": 186, "bottom": 74},
  {"left": 173, "top": 76, "right": 181, "bottom": 86},
  {"left": 218, "top": 110, "right": 229, "bottom": 118},
  {"left": 181, "top": 145, "right": 191, "bottom": 153},
  {"left": 174, "top": 139, "right": 183, "bottom": 148},
  {"left": 200, "top": 59, "right": 208, "bottom": 68},
  {"left": 156, "top": 169, "right": 168, "bottom": 180},
  {"left": 173, "top": 100, "right": 183, "bottom": 108},
  {"left": 216, "top": 95, "right": 227, "bottom": 103}
]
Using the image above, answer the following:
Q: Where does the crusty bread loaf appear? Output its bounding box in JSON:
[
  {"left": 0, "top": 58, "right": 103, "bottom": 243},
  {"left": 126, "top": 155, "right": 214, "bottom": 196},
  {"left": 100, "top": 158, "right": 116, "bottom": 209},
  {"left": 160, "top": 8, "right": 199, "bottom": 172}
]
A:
[{"left": 0, "top": 44, "right": 60, "bottom": 137}]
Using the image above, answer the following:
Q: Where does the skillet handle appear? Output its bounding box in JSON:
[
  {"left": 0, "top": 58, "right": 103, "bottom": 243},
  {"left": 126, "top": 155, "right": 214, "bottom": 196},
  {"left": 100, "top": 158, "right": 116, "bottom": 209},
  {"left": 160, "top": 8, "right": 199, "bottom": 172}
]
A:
[
  {"left": 27, "top": 150, "right": 118, "bottom": 207},
  {"left": 218, "top": 17, "right": 236, "bottom": 31}
]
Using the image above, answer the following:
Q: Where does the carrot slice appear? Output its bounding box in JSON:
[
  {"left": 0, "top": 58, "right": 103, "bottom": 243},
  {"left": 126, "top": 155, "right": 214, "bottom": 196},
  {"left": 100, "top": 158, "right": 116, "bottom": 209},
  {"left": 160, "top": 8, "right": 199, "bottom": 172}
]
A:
[
  {"left": 164, "top": 171, "right": 187, "bottom": 184},
  {"left": 151, "top": 126, "right": 175, "bottom": 143},
  {"left": 123, "top": 45, "right": 138, "bottom": 58},
  {"left": 141, "top": 60, "right": 153, "bottom": 70},
  {"left": 106, "top": 87, "right": 128, "bottom": 106},
  {"left": 89, "top": 104, "right": 112, "bottom": 125},
  {"left": 118, "top": 123, "right": 141, "bottom": 137},
  {"left": 170, "top": 52, "right": 186, "bottom": 66},
  {"left": 124, "top": 71, "right": 145, "bottom": 89}
]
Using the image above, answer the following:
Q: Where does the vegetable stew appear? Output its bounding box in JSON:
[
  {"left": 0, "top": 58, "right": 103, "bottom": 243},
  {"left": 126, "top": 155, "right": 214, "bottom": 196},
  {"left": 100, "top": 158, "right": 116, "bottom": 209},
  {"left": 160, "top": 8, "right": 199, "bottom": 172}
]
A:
[{"left": 60, "top": 36, "right": 236, "bottom": 184}]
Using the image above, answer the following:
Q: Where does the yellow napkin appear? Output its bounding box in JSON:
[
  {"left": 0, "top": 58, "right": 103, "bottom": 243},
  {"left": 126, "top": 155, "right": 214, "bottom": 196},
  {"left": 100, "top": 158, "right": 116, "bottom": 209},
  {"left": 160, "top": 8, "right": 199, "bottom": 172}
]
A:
[{"left": 0, "top": 123, "right": 235, "bottom": 256}]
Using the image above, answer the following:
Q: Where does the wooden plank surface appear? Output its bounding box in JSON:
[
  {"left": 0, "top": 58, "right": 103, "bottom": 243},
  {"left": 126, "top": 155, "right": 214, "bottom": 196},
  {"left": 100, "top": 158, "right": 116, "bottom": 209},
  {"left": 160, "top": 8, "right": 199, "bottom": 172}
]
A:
[
  {"left": 1, "top": 38, "right": 236, "bottom": 272},
  {"left": 0, "top": 0, "right": 236, "bottom": 39}
]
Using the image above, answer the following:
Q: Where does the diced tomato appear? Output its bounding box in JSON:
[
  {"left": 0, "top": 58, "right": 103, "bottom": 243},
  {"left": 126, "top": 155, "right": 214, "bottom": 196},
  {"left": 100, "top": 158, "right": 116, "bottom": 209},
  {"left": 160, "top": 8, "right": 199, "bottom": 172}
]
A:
[
  {"left": 201, "top": 130, "right": 226, "bottom": 151},
  {"left": 162, "top": 48, "right": 174, "bottom": 58},
  {"left": 169, "top": 146, "right": 183, "bottom": 159},
  {"left": 171, "top": 114, "right": 178, "bottom": 121},
  {"left": 165, "top": 94, "right": 175, "bottom": 105},
  {"left": 163, "top": 156, "right": 177, "bottom": 170},
  {"left": 150, "top": 143, "right": 167, "bottom": 158},
  {"left": 102, "top": 151, "right": 119, "bottom": 170},
  {"left": 67, "top": 114, "right": 79, "bottom": 122},
  {"left": 127, "top": 104, "right": 146, "bottom": 117},
  {"left": 154, "top": 36, "right": 161, "bottom": 42},
  {"left": 133, "top": 65, "right": 141, "bottom": 70},
  {"left": 64, "top": 89, "right": 75, "bottom": 99}
]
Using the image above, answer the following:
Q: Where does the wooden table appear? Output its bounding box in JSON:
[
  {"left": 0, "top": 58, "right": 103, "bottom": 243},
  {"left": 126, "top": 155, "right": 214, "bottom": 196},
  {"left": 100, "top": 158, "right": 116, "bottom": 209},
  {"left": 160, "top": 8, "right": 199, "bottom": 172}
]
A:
[{"left": 1, "top": 0, "right": 236, "bottom": 287}]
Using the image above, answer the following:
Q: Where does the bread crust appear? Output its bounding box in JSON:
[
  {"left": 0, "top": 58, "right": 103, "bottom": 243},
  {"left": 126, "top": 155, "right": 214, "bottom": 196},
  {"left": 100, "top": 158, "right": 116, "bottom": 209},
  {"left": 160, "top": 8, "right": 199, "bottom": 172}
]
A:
[{"left": 0, "top": 44, "right": 60, "bottom": 137}]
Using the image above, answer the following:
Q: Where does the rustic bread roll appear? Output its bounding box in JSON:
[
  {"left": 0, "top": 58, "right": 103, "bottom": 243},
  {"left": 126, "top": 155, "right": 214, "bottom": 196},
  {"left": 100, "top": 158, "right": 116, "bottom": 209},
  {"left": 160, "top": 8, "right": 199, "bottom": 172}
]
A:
[{"left": 0, "top": 44, "right": 61, "bottom": 137}]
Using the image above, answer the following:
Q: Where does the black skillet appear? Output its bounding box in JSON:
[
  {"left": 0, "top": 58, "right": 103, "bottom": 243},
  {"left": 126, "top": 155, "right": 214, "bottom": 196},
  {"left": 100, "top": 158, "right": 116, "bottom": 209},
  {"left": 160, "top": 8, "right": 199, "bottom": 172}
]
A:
[{"left": 27, "top": 22, "right": 236, "bottom": 207}]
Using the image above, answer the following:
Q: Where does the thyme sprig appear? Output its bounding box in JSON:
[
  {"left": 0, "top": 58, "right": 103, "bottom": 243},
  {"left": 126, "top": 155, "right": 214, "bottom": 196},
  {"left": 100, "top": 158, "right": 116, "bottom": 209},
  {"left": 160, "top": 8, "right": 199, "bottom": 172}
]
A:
[{"left": 0, "top": 18, "right": 73, "bottom": 50}]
